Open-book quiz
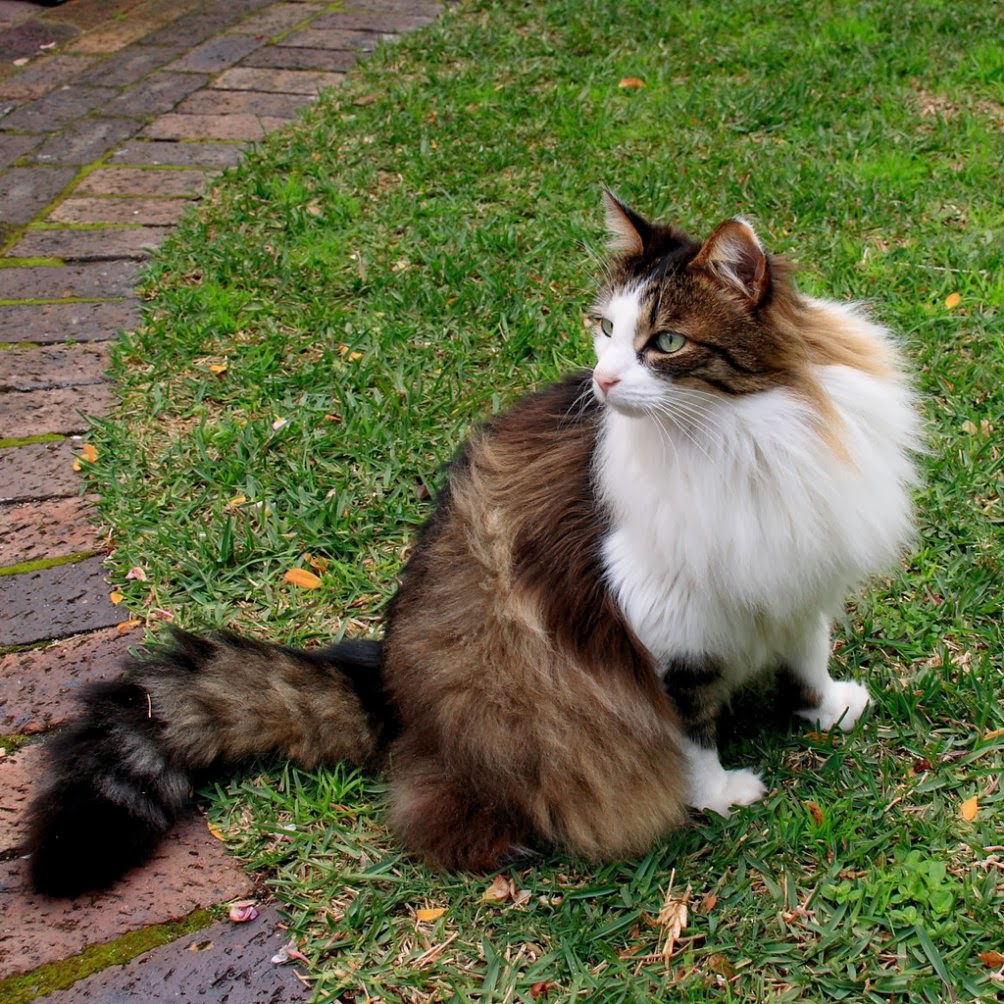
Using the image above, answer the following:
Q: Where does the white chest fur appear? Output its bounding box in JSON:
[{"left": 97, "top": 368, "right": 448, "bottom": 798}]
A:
[{"left": 594, "top": 346, "right": 919, "bottom": 676}]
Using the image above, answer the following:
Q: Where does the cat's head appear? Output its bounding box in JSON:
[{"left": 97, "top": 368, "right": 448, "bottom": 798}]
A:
[{"left": 589, "top": 193, "right": 806, "bottom": 417}]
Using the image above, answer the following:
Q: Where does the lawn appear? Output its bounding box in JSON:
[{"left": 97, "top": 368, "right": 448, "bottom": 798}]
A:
[{"left": 84, "top": 0, "right": 1001, "bottom": 1000}]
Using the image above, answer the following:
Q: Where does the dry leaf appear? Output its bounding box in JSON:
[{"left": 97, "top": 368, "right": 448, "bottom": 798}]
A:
[
  {"left": 480, "top": 874, "right": 514, "bottom": 903},
  {"left": 805, "top": 800, "right": 825, "bottom": 826},
  {"left": 700, "top": 893, "right": 718, "bottom": 913},
  {"left": 306, "top": 553, "right": 329, "bottom": 573},
  {"left": 979, "top": 951, "right": 1004, "bottom": 967},
  {"left": 657, "top": 872, "right": 690, "bottom": 963},
  {"left": 415, "top": 907, "right": 446, "bottom": 922},
  {"left": 271, "top": 940, "right": 309, "bottom": 965},
  {"left": 109, "top": 591, "right": 125, "bottom": 605},
  {"left": 207, "top": 821, "right": 225, "bottom": 840},
  {"left": 530, "top": 982, "right": 556, "bottom": 999},
  {"left": 944, "top": 292, "right": 961, "bottom": 309},
  {"left": 284, "top": 568, "right": 322, "bottom": 589},
  {"left": 208, "top": 362, "right": 228, "bottom": 375},
  {"left": 116, "top": 618, "right": 142, "bottom": 634},
  {"left": 960, "top": 795, "right": 979, "bottom": 821},
  {"left": 226, "top": 495, "right": 248, "bottom": 509},
  {"left": 80, "top": 443, "right": 98, "bottom": 463},
  {"left": 271, "top": 417, "right": 289, "bottom": 431},
  {"left": 13, "top": 57, "right": 29, "bottom": 66},
  {"left": 983, "top": 727, "right": 1004, "bottom": 742},
  {"left": 618, "top": 77, "right": 646, "bottom": 88}
]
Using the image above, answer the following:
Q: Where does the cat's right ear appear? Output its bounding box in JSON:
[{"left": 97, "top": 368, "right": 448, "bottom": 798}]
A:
[{"left": 602, "top": 190, "right": 652, "bottom": 256}]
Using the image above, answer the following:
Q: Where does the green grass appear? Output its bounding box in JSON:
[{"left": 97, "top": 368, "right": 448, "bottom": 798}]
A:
[{"left": 76, "top": 0, "right": 1002, "bottom": 1000}]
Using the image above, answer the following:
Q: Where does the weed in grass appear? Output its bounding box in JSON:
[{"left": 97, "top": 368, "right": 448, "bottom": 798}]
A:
[{"left": 76, "top": 0, "right": 1003, "bottom": 1000}]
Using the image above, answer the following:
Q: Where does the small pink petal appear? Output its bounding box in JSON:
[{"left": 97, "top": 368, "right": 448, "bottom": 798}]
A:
[
  {"left": 228, "top": 900, "right": 259, "bottom": 923},
  {"left": 126, "top": 567, "right": 147, "bottom": 581}
]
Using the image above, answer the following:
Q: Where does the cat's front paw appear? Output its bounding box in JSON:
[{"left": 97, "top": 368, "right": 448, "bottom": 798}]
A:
[
  {"left": 688, "top": 767, "right": 767, "bottom": 818},
  {"left": 796, "top": 680, "right": 871, "bottom": 732}
]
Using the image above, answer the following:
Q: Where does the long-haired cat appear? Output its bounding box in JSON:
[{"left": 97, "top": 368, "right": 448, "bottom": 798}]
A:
[{"left": 25, "top": 194, "right": 920, "bottom": 896}]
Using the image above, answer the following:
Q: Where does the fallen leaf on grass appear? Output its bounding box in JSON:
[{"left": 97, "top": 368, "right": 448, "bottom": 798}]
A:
[
  {"left": 984, "top": 728, "right": 1004, "bottom": 742},
  {"left": 284, "top": 568, "right": 322, "bottom": 589},
  {"left": 207, "top": 362, "right": 228, "bottom": 375},
  {"left": 618, "top": 77, "right": 646, "bottom": 88},
  {"left": 126, "top": 566, "right": 147, "bottom": 581},
  {"left": 116, "top": 618, "right": 142, "bottom": 634},
  {"left": 109, "top": 591, "right": 125, "bottom": 605},
  {"left": 415, "top": 907, "right": 446, "bottom": 922},
  {"left": 81, "top": 443, "right": 98, "bottom": 462},
  {"left": 960, "top": 795, "right": 979, "bottom": 821},
  {"left": 479, "top": 874, "right": 529, "bottom": 905},
  {"left": 530, "top": 981, "right": 557, "bottom": 999},
  {"left": 207, "top": 821, "right": 225, "bottom": 840},
  {"left": 979, "top": 951, "right": 1004, "bottom": 967},
  {"left": 657, "top": 871, "right": 691, "bottom": 964},
  {"left": 944, "top": 292, "right": 961, "bottom": 309},
  {"left": 805, "top": 800, "right": 825, "bottom": 826}
]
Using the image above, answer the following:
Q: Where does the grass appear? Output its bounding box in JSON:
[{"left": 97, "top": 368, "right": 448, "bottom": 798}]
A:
[{"left": 74, "top": 0, "right": 1002, "bottom": 1000}]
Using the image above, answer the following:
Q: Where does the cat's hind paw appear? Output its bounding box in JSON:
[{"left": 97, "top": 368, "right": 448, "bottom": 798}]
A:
[
  {"left": 688, "top": 767, "right": 767, "bottom": 818},
  {"left": 796, "top": 680, "right": 871, "bottom": 732}
]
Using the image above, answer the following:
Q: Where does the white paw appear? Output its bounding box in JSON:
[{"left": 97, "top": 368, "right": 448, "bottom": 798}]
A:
[
  {"left": 796, "top": 680, "right": 872, "bottom": 731},
  {"left": 688, "top": 766, "right": 768, "bottom": 818}
]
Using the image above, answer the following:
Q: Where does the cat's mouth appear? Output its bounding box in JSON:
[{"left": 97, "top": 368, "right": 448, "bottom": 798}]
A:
[{"left": 591, "top": 375, "right": 651, "bottom": 417}]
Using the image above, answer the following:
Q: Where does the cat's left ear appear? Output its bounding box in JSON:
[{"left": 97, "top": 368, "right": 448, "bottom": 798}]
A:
[{"left": 691, "top": 217, "right": 770, "bottom": 307}]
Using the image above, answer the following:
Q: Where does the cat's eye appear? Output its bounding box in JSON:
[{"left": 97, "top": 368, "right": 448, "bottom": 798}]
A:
[
  {"left": 598, "top": 317, "right": 614, "bottom": 337},
  {"left": 653, "top": 331, "right": 687, "bottom": 354}
]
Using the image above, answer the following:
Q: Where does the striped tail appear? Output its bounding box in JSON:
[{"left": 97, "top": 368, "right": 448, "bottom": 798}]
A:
[{"left": 26, "top": 629, "right": 388, "bottom": 897}]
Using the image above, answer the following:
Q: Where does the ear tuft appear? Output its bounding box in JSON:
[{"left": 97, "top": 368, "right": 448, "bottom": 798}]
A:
[
  {"left": 602, "top": 189, "right": 652, "bottom": 256},
  {"left": 692, "top": 217, "right": 770, "bottom": 306}
]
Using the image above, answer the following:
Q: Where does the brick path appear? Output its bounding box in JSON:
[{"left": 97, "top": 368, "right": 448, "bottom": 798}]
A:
[{"left": 0, "top": 0, "right": 441, "bottom": 999}]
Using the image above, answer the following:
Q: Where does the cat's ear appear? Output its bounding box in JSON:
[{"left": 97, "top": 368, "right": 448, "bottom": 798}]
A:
[
  {"left": 602, "top": 189, "right": 653, "bottom": 256},
  {"left": 692, "top": 217, "right": 770, "bottom": 307}
]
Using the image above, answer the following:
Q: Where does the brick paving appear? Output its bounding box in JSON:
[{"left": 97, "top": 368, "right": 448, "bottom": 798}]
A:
[{"left": 0, "top": 0, "right": 442, "bottom": 998}]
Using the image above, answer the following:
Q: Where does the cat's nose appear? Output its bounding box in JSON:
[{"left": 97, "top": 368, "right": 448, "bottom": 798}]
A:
[{"left": 594, "top": 373, "right": 620, "bottom": 397}]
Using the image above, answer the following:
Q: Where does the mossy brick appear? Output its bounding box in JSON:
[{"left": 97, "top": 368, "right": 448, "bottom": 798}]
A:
[
  {"left": 0, "top": 439, "right": 82, "bottom": 503},
  {"left": 102, "top": 69, "right": 211, "bottom": 118},
  {"left": 240, "top": 45, "right": 359, "bottom": 72},
  {"left": 108, "top": 139, "right": 244, "bottom": 168},
  {"left": 278, "top": 28, "right": 382, "bottom": 52},
  {"left": 25, "top": 116, "right": 141, "bottom": 167},
  {"left": 143, "top": 111, "right": 293, "bottom": 142},
  {"left": 75, "top": 167, "right": 211, "bottom": 197},
  {"left": 34, "top": 906, "right": 308, "bottom": 1003},
  {"left": 0, "top": 495, "right": 102, "bottom": 567},
  {"left": 0, "top": 133, "right": 40, "bottom": 169},
  {"left": 0, "top": 19, "right": 80, "bottom": 64},
  {"left": 68, "top": 6, "right": 189, "bottom": 55},
  {"left": 137, "top": 11, "right": 253, "bottom": 48},
  {"left": 0, "top": 261, "right": 139, "bottom": 300},
  {"left": 0, "top": 383, "right": 116, "bottom": 439},
  {"left": 41, "top": 0, "right": 152, "bottom": 33},
  {"left": 0, "top": 815, "right": 255, "bottom": 979},
  {"left": 0, "top": 167, "right": 76, "bottom": 227},
  {"left": 0, "top": 301, "right": 141, "bottom": 345},
  {"left": 72, "top": 43, "right": 186, "bottom": 87},
  {"left": 175, "top": 87, "right": 309, "bottom": 119},
  {"left": 310, "top": 9, "right": 439, "bottom": 31},
  {"left": 352, "top": 0, "right": 443, "bottom": 12},
  {"left": 164, "top": 33, "right": 263, "bottom": 74},
  {"left": 211, "top": 65, "right": 346, "bottom": 94},
  {"left": 8, "top": 226, "right": 171, "bottom": 261},
  {"left": 0, "top": 626, "right": 134, "bottom": 735},
  {"left": 0, "top": 84, "right": 118, "bottom": 132},
  {"left": 0, "top": 342, "right": 111, "bottom": 392},
  {"left": 0, "top": 54, "right": 97, "bottom": 101},
  {"left": 230, "top": 2, "right": 327, "bottom": 38},
  {"left": 49, "top": 197, "right": 192, "bottom": 226},
  {"left": 0, "top": 555, "right": 123, "bottom": 646}
]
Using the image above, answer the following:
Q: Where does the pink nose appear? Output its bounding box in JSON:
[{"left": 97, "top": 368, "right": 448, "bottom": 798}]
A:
[{"left": 594, "top": 373, "right": 620, "bottom": 397}]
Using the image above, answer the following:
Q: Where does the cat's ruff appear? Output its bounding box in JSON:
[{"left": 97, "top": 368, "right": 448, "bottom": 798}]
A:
[{"left": 25, "top": 197, "right": 920, "bottom": 896}]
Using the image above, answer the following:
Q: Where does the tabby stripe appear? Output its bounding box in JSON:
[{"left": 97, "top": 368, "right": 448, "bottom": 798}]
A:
[{"left": 686, "top": 337, "right": 771, "bottom": 376}]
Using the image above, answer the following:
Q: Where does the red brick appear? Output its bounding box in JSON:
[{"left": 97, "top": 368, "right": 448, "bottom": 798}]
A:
[
  {"left": 143, "top": 112, "right": 292, "bottom": 142},
  {"left": 0, "top": 261, "right": 139, "bottom": 301},
  {"left": 174, "top": 88, "right": 309, "bottom": 119},
  {"left": 230, "top": 2, "right": 326, "bottom": 37},
  {"left": 0, "top": 439, "right": 83, "bottom": 503},
  {"left": 73, "top": 43, "right": 187, "bottom": 87},
  {"left": 0, "top": 627, "right": 135, "bottom": 735},
  {"left": 0, "top": 555, "right": 125, "bottom": 646},
  {"left": 43, "top": 0, "right": 151, "bottom": 33},
  {"left": 48, "top": 197, "right": 192, "bottom": 226},
  {"left": 25, "top": 116, "right": 141, "bottom": 167},
  {"left": 164, "top": 33, "right": 263, "bottom": 73},
  {"left": 211, "top": 65, "right": 345, "bottom": 94},
  {"left": 102, "top": 70, "right": 210, "bottom": 118},
  {"left": 239, "top": 45, "right": 358, "bottom": 72},
  {"left": 0, "top": 342, "right": 110, "bottom": 391},
  {"left": 108, "top": 139, "right": 244, "bottom": 169},
  {"left": 310, "top": 9, "right": 438, "bottom": 31},
  {"left": 0, "top": 815, "right": 254, "bottom": 979},
  {"left": 68, "top": 5, "right": 189, "bottom": 54},
  {"left": 279, "top": 27, "right": 381, "bottom": 51},
  {"left": 8, "top": 226, "right": 171, "bottom": 262},
  {"left": 0, "top": 495, "right": 104, "bottom": 568},
  {"left": 34, "top": 906, "right": 308, "bottom": 1003},
  {"left": 0, "top": 55, "right": 97, "bottom": 101},
  {"left": 0, "top": 167, "right": 77, "bottom": 227},
  {"left": 0, "top": 744, "right": 44, "bottom": 852},
  {"left": 75, "top": 167, "right": 210, "bottom": 197},
  {"left": 0, "top": 301, "right": 141, "bottom": 345},
  {"left": 0, "top": 383, "right": 116, "bottom": 440}
]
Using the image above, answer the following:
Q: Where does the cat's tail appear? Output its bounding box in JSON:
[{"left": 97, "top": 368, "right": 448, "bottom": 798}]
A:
[{"left": 25, "top": 629, "right": 391, "bottom": 897}]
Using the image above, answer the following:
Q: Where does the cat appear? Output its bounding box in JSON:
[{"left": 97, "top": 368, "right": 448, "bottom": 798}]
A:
[{"left": 25, "top": 193, "right": 921, "bottom": 896}]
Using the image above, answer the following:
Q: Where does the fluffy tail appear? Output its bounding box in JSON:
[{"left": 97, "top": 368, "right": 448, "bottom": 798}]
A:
[{"left": 26, "top": 629, "right": 389, "bottom": 897}]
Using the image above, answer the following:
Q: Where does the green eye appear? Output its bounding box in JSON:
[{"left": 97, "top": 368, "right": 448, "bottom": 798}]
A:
[
  {"left": 654, "top": 331, "right": 687, "bottom": 354},
  {"left": 598, "top": 317, "right": 614, "bottom": 337}
]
